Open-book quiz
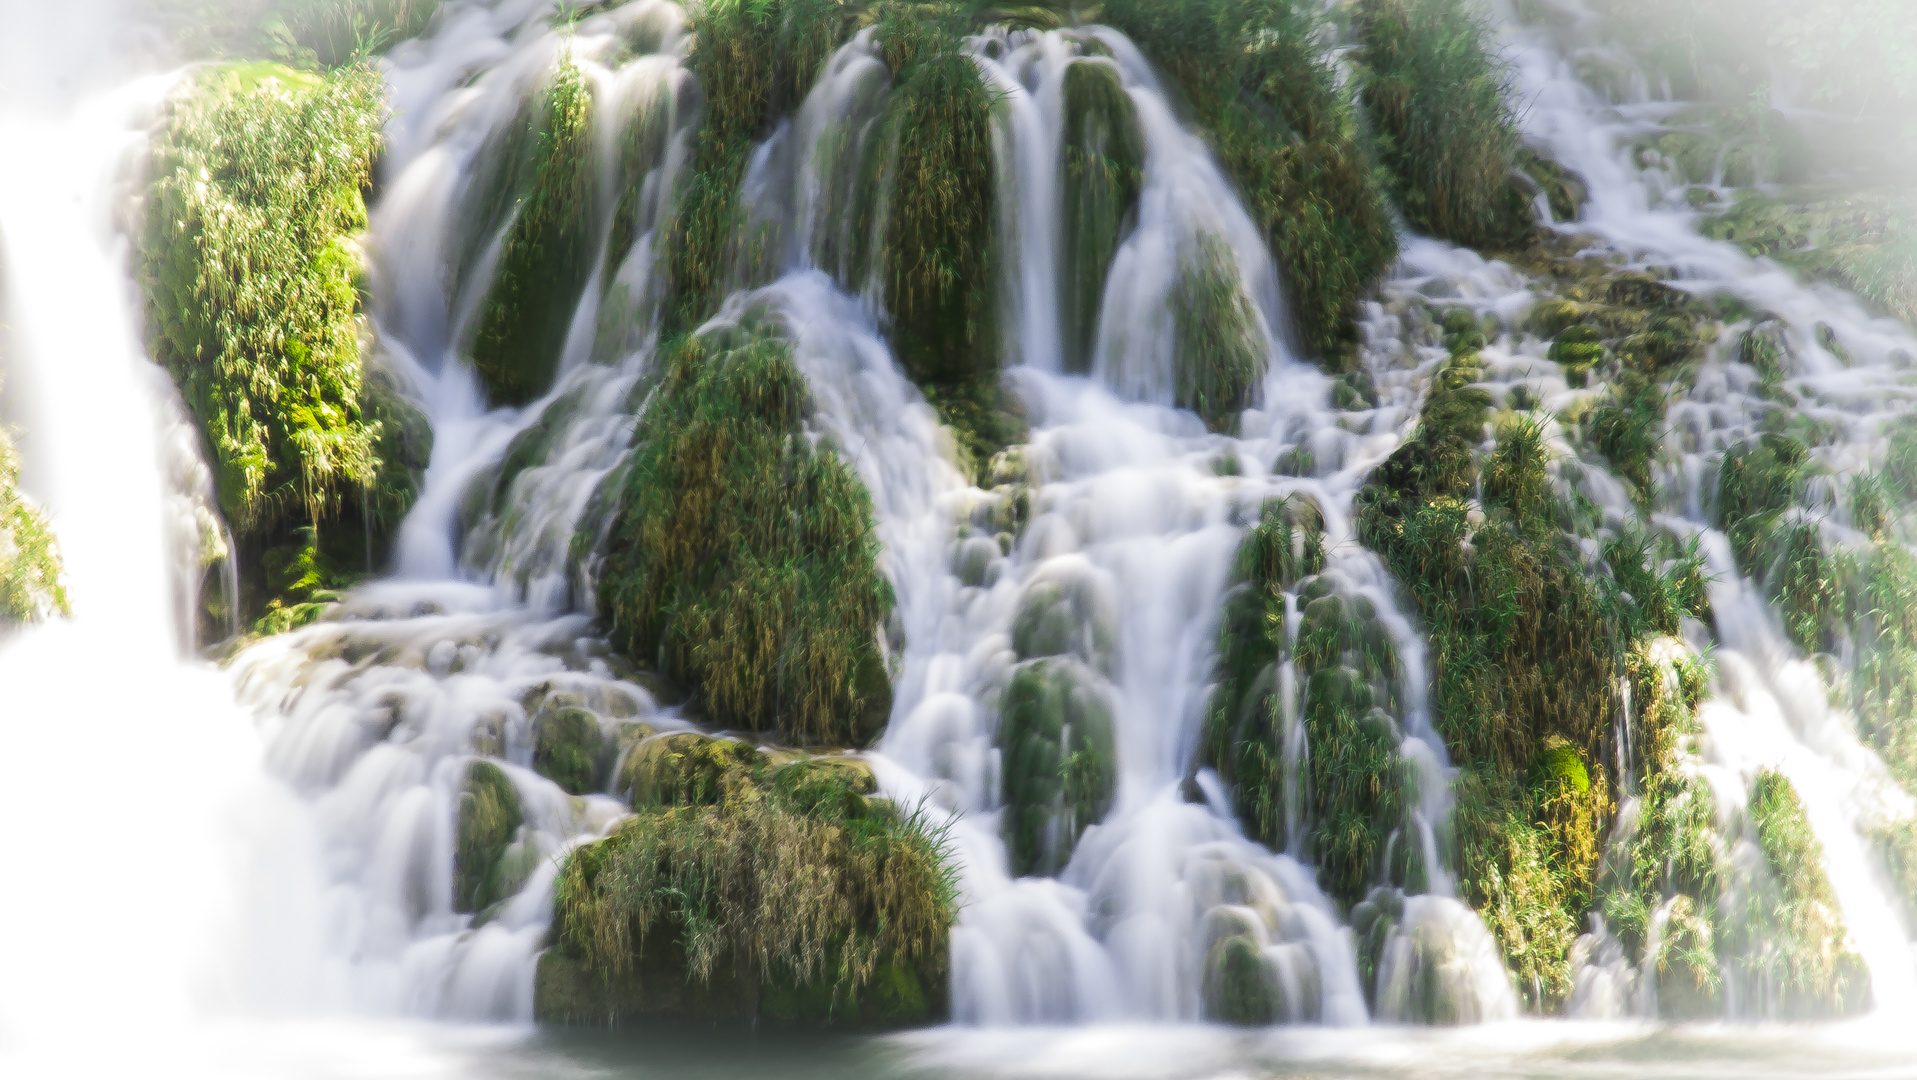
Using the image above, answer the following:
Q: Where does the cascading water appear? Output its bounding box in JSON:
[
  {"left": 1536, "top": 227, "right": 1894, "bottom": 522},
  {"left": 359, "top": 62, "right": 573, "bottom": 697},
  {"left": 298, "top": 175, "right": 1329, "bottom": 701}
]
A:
[{"left": 8, "top": 0, "right": 1917, "bottom": 1072}]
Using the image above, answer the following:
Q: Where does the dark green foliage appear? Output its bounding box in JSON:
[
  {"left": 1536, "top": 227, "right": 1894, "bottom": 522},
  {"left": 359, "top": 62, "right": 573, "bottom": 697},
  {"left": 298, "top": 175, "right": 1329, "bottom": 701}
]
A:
[
  {"left": 597, "top": 328, "right": 894, "bottom": 746},
  {"left": 1099, "top": 0, "right": 1398, "bottom": 368},
  {"left": 468, "top": 60, "right": 598, "bottom": 406},
  {"left": 0, "top": 427, "right": 68, "bottom": 624},
  {"left": 877, "top": 4, "right": 1004, "bottom": 447},
  {"left": 454, "top": 760, "right": 526, "bottom": 914},
  {"left": 998, "top": 658, "right": 1117, "bottom": 876},
  {"left": 544, "top": 741, "right": 956, "bottom": 1026},
  {"left": 1172, "top": 234, "right": 1266, "bottom": 432},
  {"left": 533, "top": 705, "right": 607, "bottom": 795},
  {"left": 1059, "top": 59, "right": 1144, "bottom": 374},
  {"left": 1712, "top": 431, "right": 1811, "bottom": 572},
  {"left": 1351, "top": 0, "right": 1535, "bottom": 249},
  {"left": 141, "top": 64, "right": 424, "bottom": 631},
  {"left": 1738, "top": 771, "right": 1871, "bottom": 1018},
  {"left": 659, "top": 0, "right": 858, "bottom": 337}
]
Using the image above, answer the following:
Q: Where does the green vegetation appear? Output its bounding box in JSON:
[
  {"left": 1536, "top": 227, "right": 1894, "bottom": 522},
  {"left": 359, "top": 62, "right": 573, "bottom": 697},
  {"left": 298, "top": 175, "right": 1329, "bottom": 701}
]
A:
[
  {"left": 0, "top": 425, "right": 67, "bottom": 625},
  {"left": 1702, "top": 190, "right": 1917, "bottom": 328},
  {"left": 1100, "top": 0, "right": 1398, "bottom": 368},
  {"left": 659, "top": 0, "right": 858, "bottom": 338},
  {"left": 1350, "top": 0, "right": 1536, "bottom": 249},
  {"left": 141, "top": 63, "right": 429, "bottom": 634},
  {"left": 453, "top": 760, "right": 531, "bottom": 915},
  {"left": 1172, "top": 234, "right": 1266, "bottom": 432},
  {"left": 999, "top": 658, "right": 1117, "bottom": 876},
  {"left": 155, "top": 0, "right": 441, "bottom": 69},
  {"left": 541, "top": 734, "right": 956, "bottom": 1026},
  {"left": 597, "top": 325, "right": 894, "bottom": 747},
  {"left": 1733, "top": 771, "right": 1871, "bottom": 1017},
  {"left": 1202, "top": 496, "right": 1421, "bottom": 907},
  {"left": 1058, "top": 59, "right": 1144, "bottom": 375},
  {"left": 1349, "top": 324, "right": 1712, "bottom": 1007},
  {"left": 467, "top": 59, "right": 599, "bottom": 406}
]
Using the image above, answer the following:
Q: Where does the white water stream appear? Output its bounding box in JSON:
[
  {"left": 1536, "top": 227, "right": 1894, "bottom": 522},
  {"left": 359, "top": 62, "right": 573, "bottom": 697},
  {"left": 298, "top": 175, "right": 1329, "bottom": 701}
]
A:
[{"left": 5, "top": 0, "right": 1917, "bottom": 1071}]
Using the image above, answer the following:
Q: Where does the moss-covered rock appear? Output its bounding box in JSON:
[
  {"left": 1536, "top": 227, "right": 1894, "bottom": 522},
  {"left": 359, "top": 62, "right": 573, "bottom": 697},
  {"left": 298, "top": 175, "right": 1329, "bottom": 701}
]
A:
[
  {"left": 1172, "top": 233, "right": 1266, "bottom": 432},
  {"left": 1010, "top": 559, "right": 1120, "bottom": 675},
  {"left": 139, "top": 62, "right": 424, "bottom": 633},
  {"left": 619, "top": 730, "right": 762, "bottom": 808},
  {"left": 541, "top": 743, "right": 954, "bottom": 1027},
  {"left": 532, "top": 705, "right": 607, "bottom": 796},
  {"left": 597, "top": 326, "right": 894, "bottom": 747},
  {"left": 0, "top": 426, "right": 68, "bottom": 626},
  {"left": 1058, "top": 58, "right": 1144, "bottom": 375},
  {"left": 1099, "top": 0, "right": 1398, "bottom": 368},
  {"left": 454, "top": 759, "right": 527, "bottom": 914},
  {"left": 467, "top": 59, "right": 598, "bottom": 407},
  {"left": 998, "top": 658, "right": 1117, "bottom": 877}
]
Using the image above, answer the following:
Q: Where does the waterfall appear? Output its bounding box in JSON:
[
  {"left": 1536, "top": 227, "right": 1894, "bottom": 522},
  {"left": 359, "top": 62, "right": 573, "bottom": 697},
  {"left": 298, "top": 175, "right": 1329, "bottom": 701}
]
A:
[{"left": 5, "top": 0, "right": 1917, "bottom": 1055}]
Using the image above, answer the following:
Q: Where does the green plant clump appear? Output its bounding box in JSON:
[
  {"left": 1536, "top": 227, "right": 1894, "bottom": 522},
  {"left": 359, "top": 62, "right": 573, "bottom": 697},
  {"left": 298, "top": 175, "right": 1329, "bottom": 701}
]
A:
[
  {"left": 1350, "top": 0, "right": 1537, "bottom": 249},
  {"left": 141, "top": 63, "right": 429, "bottom": 632},
  {"left": 597, "top": 325, "right": 894, "bottom": 747},
  {"left": 540, "top": 739, "right": 956, "bottom": 1027},
  {"left": 1734, "top": 771, "right": 1871, "bottom": 1018},
  {"left": 466, "top": 59, "right": 599, "bottom": 407},
  {"left": 1172, "top": 233, "right": 1267, "bottom": 432},
  {"left": 1099, "top": 0, "right": 1399, "bottom": 369},
  {"left": 154, "top": 0, "right": 441, "bottom": 70},
  {"left": 999, "top": 657, "right": 1117, "bottom": 876},
  {"left": 1058, "top": 57, "right": 1145, "bottom": 375},
  {"left": 0, "top": 427, "right": 68, "bottom": 625}
]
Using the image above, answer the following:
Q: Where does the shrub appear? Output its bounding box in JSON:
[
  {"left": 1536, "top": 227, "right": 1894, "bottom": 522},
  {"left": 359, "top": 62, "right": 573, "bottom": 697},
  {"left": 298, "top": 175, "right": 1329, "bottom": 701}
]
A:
[{"left": 0, "top": 426, "right": 67, "bottom": 624}]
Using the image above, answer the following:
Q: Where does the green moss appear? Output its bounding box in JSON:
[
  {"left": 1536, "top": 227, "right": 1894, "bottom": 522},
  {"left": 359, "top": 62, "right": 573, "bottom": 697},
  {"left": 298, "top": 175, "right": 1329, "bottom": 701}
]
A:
[
  {"left": 0, "top": 426, "right": 68, "bottom": 624},
  {"left": 1737, "top": 770, "right": 1871, "bottom": 1018},
  {"left": 1172, "top": 233, "right": 1266, "bottom": 432},
  {"left": 1203, "top": 932, "right": 1279, "bottom": 1025},
  {"left": 1058, "top": 58, "right": 1144, "bottom": 375},
  {"left": 1702, "top": 188, "right": 1917, "bottom": 327},
  {"left": 1355, "top": 394, "right": 1719, "bottom": 1009},
  {"left": 544, "top": 747, "right": 955, "bottom": 1026},
  {"left": 998, "top": 658, "right": 1117, "bottom": 877},
  {"left": 1548, "top": 325, "right": 1602, "bottom": 389},
  {"left": 1351, "top": 0, "right": 1535, "bottom": 249},
  {"left": 1099, "top": 0, "right": 1398, "bottom": 369},
  {"left": 533, "top": 705, "right": 607, "bottom": 796},
  {"left": 878, "top": 6, "right": 1000, "bottom": 394},
  {"left": 467, "top": 60, "right": 598, "bottom": 407},
  {"left": 597, "top": 327, "right": 894, "bottom": 747},
  {"left": 140, "top": 62, "right": 420, "bottom": 631},
  {"left": 620, "top": 730, "right": 764, "bottom": 808},
  {"left": 659, "top": 0, "right": 856, "bottom": 338},
  {"left": 454, "top": 759, "right": 526, "bottom": 914}
]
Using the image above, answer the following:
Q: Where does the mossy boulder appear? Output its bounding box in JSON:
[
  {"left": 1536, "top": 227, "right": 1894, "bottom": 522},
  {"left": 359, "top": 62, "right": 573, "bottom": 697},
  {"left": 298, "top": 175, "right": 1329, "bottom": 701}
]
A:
[
  {"left": 540, "top": 742, "right": 955, "bottom": 1028},
  {"left": 998, "top": 658, "right": 1118, "bottom": 877},
  {"left": 454, "top": 759, "right": 528, "bottom": 914},
  {"left": 466, "top": 59, "right": 598, "bottom": 407},
  {"left": 1059, "top": 57, "right": 1144, "bottom": 375},
  {"left": 533, "top": 705, "right": 606, "bottom": 796},
  {"left": 597, "top": 326, "right": 894, "bottom": 747},
  {"left": 618, "top": 730, "right": 762, "bottom": 808},
  {"left": 1201, "top": 925, "right": 1284, "bottom": 1025},
  {"left": 1010, "top": 560, "right": 1120, "bottom": 675}
]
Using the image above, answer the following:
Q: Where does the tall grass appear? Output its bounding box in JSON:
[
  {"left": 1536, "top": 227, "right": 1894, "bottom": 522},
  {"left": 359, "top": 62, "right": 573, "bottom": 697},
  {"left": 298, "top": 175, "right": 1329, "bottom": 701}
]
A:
[{"left": 597, "top": 327, "right": 894, "bottom": 746}]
